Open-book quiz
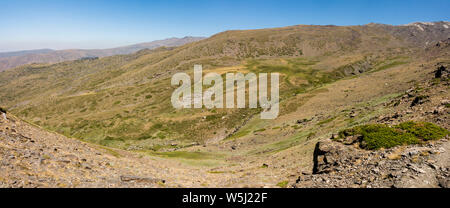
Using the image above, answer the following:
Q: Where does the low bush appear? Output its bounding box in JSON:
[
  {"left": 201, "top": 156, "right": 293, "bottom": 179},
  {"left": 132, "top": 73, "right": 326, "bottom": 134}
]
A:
[{"left": 336, "top": 121, "right": 448, "bottom": 150}]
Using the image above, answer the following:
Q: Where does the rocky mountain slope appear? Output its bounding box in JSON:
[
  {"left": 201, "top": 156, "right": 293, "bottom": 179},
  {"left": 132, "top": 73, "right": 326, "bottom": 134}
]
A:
[
  {"left": 0, "top": 113, "right": 205, "bottom": 187},
  {"left": 1, "top": 61, "right": 448, "bottom": 188},
  {"left": 293, "top": 59, "right": 450, "bottom": 188},
  {"left": 0, "top": 22, "right": 449, "bottom": 188},
  {"left": 0, "top": 36, "right": 205, "bottom": 72}
]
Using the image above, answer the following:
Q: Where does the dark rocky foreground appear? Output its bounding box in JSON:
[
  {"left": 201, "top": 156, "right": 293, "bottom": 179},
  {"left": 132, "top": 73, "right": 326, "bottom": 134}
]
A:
[{"left": 292, "top": 137, "right": 449, "bottom": 188}]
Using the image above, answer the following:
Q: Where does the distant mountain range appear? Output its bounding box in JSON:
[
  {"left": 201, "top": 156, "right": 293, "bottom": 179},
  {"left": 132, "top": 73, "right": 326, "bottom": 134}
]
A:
[
  {"left": 0, "top": 49, "right": 55, "bottom": 58},
  {"left": 0, "top": 36, "right": 205, "bottom": 71}
]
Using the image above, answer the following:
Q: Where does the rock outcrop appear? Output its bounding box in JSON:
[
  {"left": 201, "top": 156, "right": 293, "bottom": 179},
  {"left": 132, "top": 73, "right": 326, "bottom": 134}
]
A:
[
  {"left": 434, "top": 65, "right": 448, "bottom": 79},
  {"left": 293, "top": 138, "right": 449, "bottom": 188}
]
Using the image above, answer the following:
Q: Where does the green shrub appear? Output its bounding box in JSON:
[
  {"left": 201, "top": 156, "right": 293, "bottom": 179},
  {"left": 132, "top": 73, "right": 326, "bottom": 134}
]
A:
[
  {"left": 152, "top": 123, "right": 163, "bottom": 129},
  {"left": 157, "top": 132, "right": 166, "bottom": 139},
  {"left": 276, "top": 180, "right": 289, "bottom": 188},
  {"left": 100, "top": 136, "right": 124, "bottom": 147},
  {"left": 254, "top": 128, "right": 266, "bottom": 133},
  {"left": 337, "top": 122, "right": 448, "bottom": 150},
  {"left": 317, "top": 116, "right": 336, "bottom": 126},
  {"left": 395, "top": 121, "right": 449, "bottom": 141},
  {"left": 136, "top": 132, "right": 153, "bottom": 140},
  {"left": 206, "top": 114, "right": 220, "bottom": 121}
]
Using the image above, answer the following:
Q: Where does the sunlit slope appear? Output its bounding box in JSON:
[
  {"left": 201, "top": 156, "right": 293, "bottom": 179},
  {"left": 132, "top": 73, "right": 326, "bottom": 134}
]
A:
[{"left": 0, "top": 23, "right": 448, "bottom": 151}]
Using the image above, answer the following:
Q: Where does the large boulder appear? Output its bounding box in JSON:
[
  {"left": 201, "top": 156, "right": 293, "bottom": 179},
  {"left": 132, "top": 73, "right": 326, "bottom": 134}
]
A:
[
  {"left": 434, "top": 65, "right": 448, "bottom": 79},
  {"left": 312, "top": 140, "right": 361, "bottom": 174}
]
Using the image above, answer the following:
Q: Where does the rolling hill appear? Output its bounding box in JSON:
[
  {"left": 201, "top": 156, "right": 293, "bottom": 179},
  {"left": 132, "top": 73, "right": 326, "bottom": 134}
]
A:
[
  {"left": 0, "top": 36, "right": 205, "bottom": 72},
  {"left": 0, "top": 49, "right": 55, "bottom": 58}
]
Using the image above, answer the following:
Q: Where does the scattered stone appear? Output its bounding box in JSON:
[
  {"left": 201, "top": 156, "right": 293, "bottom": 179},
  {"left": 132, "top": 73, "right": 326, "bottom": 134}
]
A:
[
  {"left": 434, "top": 65, "right": 447, "bottom": 78},
  {"left": 120, "top": 176, "right": 165, "bottom": 184},
  {"left": 411, "top": 95, "right": 429, "bottom": 107},
  {"left": 343, "top": 135, "right": 362, "bottom": 145},
  {"left": 294, "top": 137, "right": 450, "bottom": 188},
  {"left": 349, "top": 111, "right": 358, "bottom": 118},
  {"left": 296, "top": 118, "right": 310, "bottom": 124},
  {"left": 441, "top": 100, "right": 450, "bottom": 106}
]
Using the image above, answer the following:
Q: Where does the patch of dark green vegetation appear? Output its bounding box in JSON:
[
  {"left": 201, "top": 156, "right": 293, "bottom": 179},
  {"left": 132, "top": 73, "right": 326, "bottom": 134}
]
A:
[
  {"left": 99, "top": 136, "right": 125, "bottom": 147},
  {"left": 317, "top": 116, "right": 336, "bottom": 126},
  {"left": 336, "top": 121, "right": 449, "bottom": 150},
  {"left": 276, "top": 180, "right": 289, "bottom": 188},
  {"left": 372, "top": 61, "right": 408, "bottom": 73},
  {"left": 152, "top": 151, "right": 222, "bottom": 160},
  {"left": 396, "top": 121, "right": 449, "bottom": 141},
  {"left": 254, "top": 128, "right": 266, "bottom": 133},
  {"left": 225, "top": 129, "right": 251, "bottom": 140}
]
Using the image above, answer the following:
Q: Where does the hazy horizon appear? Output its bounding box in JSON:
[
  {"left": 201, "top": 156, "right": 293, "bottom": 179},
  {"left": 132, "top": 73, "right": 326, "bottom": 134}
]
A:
[{"left": 0, "top": 36, "right": 204, "bottom": 53}]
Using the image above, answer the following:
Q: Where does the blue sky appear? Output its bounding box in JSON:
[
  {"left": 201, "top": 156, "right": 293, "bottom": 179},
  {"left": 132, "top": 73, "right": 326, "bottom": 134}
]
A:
[{"left": 0, "top": 0, "right": 449, "bottom": 52}]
